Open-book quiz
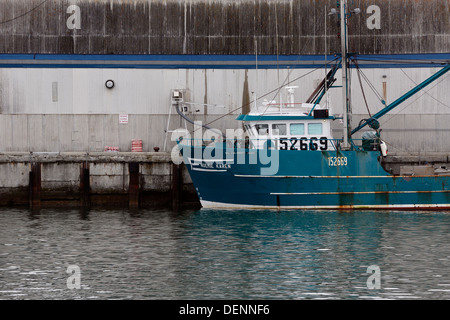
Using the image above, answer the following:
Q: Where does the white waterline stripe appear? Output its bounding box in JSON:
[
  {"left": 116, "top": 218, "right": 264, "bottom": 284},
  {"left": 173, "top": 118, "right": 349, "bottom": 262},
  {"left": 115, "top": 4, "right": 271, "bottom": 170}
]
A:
[
  {"left": 200, "top": 200, "right": 450, "bottom": 210},
  {"left": 233, "top": 174, "right": 444, "bottom": 178}
]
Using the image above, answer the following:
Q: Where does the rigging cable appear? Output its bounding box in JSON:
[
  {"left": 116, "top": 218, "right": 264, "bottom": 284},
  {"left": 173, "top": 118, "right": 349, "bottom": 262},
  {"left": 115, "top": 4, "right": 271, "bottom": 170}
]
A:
[
  {"left": 255, "top": 57, "right": 341, "bottom": 122},
  {"left": 200, "top": 57, "right": 340, "bottom": 130},
  {"left": 352, "top": 57, "right": 450, "bottom": 67},
  {"left": 258, "top": 11, "right": 329, "bottom": 120},
  {"left": 357, "top": 67, "right": 386, "bottom": 104},
  {"left": 0, "top": 0, "right": 50, "bottom": 25},
  {"left": 198, "top": 16, "right": 337, "bottom": 131},
  {"left": 399, "top": 68, "right": 450, "bottom": 109},
  {"left": 377, "top": 70, "right": 449, "bottom": 155},
  {"left": 354, "top": 59, "right": 372, "bottom": 118},
  {"left": 380, "top": 73, "right": 449, "bottom": 127}
]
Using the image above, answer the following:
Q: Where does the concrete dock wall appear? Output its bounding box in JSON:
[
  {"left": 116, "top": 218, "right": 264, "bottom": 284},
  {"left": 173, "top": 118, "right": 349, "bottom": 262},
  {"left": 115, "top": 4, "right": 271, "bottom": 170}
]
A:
[{"left": 0, "top": 152, "right": 200, "bottom": 209}]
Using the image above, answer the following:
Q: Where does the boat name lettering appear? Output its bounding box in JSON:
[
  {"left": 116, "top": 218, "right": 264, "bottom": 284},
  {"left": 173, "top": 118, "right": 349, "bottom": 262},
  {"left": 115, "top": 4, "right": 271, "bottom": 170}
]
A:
[
  {"left": 200, "top": 162, "right": 230, "bottom": 169},
  {"left": 328, "top": 157, "right": 348, "bottom": 166},
  {"left": 279, "top": 137, "right": 328, "bottom": 151}
]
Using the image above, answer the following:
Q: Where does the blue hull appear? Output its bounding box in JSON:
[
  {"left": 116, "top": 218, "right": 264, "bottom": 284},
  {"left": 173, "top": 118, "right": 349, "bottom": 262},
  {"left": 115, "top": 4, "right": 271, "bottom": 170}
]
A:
[{"left": 180, "top": 144, "right": 450, "bottom": 209}]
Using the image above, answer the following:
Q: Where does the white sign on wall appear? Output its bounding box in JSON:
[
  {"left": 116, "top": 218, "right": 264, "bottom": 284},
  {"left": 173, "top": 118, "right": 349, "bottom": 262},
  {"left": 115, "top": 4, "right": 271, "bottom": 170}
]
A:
[{"left": 119, "top": 114, "right": 128, "bottom": 124}]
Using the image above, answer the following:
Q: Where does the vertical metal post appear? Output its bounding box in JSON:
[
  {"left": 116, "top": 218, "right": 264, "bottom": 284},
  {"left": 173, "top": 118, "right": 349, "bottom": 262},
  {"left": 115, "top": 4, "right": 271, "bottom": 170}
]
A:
[
  {"left": 163, "top": 104, "right": 173, "bottom": 152},
  {"left": 340, "top": 0, "right": 350, "bottom": 149}
]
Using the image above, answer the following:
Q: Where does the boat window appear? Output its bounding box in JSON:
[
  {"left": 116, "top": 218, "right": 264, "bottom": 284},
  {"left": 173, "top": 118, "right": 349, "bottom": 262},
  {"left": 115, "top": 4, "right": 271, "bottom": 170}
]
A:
[
  {"left": 254, "top": 124, "right": 268, "bottom": 135},
  {"left": 290, "top": 123, "right": 305, "bottom": 135},
  {"left": 272, "top": 124, "right": 287, "bottom": 135},
  {"left": 308, "top": 123, "right": 323, "bottom": 135}
]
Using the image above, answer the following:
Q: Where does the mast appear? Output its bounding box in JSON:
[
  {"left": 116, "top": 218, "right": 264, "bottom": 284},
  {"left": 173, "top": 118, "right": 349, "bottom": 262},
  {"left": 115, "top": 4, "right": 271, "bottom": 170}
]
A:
[
  {"left": 340, "top": 0, "right": 350, "bottom": 149},
  {"left": 324, "top": 5, "right": 328, "bottom": 108}
]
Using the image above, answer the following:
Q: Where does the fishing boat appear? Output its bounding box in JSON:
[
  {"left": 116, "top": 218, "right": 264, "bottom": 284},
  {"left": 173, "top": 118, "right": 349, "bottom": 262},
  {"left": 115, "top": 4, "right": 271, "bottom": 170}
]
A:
[{"left": 176, "top": 0, "right": 450, "bottom": 210}]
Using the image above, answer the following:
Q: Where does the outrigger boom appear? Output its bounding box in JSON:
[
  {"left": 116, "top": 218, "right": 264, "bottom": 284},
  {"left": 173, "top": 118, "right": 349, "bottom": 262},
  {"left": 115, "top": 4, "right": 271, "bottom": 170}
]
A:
[{"left": 351, "top": 63, "right": 450, "bottom": 135}]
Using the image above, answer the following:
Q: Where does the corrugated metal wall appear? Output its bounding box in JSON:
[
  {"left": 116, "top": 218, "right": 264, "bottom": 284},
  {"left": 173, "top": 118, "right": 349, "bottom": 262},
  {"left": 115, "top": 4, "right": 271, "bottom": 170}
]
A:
[
  {"left": 0, "top": 65, "right": 449, "bottom": 153},
  {"left": 0, "top": 0, "right": 448, "bottom": 55},
  {"left": 0, "top": 66, "right": 448, "bottom": 116}
]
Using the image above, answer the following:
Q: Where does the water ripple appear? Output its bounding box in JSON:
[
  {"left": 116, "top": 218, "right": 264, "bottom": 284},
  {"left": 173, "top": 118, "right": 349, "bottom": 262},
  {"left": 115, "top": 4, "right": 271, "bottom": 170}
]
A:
[{"left": 1, "top": 208, "right": 450, "bottom": 299}]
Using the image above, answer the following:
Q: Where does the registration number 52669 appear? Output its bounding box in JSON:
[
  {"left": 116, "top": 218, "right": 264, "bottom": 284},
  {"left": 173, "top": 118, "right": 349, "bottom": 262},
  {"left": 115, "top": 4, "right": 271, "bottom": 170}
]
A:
[{"left": 328, "top": 156, "right": 348, "bottom": 166}]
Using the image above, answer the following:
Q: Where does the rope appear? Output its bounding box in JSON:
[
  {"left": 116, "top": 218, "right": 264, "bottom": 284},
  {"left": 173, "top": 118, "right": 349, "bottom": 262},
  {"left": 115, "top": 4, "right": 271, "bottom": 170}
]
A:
[{"left": 0, "top": 0, "right": 50, "bottom": 25}]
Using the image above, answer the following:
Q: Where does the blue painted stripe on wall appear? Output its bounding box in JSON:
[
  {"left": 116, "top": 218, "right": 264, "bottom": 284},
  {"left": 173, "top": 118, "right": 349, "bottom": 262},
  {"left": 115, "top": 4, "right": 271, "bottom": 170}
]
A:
[{"left": 0, "top": 53, "right": 448, "bottom": 69}]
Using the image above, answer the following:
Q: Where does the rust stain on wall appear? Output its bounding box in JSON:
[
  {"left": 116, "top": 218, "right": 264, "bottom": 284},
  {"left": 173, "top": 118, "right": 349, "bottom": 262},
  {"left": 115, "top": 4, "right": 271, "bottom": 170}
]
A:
[{"left": 0, "top": 0, "right": 447, "bottom": 55}]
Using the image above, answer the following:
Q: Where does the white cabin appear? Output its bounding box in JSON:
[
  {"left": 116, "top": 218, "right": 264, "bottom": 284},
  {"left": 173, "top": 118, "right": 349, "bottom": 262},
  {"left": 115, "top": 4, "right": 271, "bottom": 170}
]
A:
[{"left": 237, "top": 99, "right": 336, "bottom": 151}]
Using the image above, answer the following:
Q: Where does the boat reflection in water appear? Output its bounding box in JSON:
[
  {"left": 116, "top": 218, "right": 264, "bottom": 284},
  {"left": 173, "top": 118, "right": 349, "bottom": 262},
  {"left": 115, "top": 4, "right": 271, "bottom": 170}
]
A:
[{"left": 1, "top": 208, "right": 450, "bottom": 299}]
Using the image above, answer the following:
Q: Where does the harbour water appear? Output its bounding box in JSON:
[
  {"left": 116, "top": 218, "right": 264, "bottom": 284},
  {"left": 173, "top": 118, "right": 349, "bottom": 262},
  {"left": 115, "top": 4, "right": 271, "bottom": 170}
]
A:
[{"left": 1, "top": 207, "right": 450, "bottom": 300}]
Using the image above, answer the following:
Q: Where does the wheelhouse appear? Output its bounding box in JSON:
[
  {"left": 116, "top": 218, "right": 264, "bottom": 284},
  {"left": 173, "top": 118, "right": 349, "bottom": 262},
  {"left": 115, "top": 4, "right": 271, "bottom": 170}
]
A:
[{"left": 238, "top": 114, "right": 335, "bottom": 151}]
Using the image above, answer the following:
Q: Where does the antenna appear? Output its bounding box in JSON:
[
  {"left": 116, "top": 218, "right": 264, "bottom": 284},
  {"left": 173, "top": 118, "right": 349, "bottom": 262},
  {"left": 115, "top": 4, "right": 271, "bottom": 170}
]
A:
[
  {"left": 324, "top": 5, "right": 328, "bottom": 109},
  {"left": 255, "top": 38, "right": 258, "bottom": 112}
]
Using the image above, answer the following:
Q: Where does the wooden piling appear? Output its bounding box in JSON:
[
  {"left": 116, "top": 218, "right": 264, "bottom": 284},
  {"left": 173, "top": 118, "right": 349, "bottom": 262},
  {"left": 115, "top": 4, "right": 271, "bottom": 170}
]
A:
[
  {"left": 171, "top": 163, "right": 181, "bottom": 211},
  {"left": 80, "top": 162, "right": 90, "bottom": 207},
  {"left": 129, "top": 162, "right": 140, "bottom": 208},
  {"left": 29, "top": 163, "right": 41, "bottom": 208}
]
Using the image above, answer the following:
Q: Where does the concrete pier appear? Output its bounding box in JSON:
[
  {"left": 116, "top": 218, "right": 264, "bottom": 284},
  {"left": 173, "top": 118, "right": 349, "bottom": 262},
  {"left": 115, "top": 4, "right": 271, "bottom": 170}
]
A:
[
  {"left": 0, "top": 152, "right": 200, "bottom": 210},
  {"left": 1, "top": 151, "right": 450, "bottom": 209}
]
